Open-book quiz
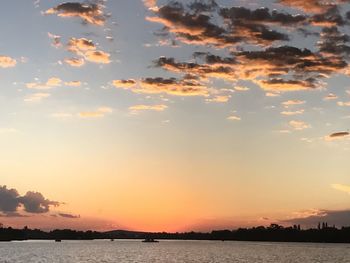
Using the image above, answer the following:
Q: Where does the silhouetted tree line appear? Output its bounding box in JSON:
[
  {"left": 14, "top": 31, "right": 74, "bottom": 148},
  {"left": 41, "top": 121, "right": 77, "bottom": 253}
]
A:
[{"left": 2, "top": 223, "right": 350, "bottom": 243}]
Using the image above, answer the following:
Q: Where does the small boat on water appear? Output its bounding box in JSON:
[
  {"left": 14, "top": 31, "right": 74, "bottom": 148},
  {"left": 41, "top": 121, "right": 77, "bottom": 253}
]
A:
[
  {"left": 142, "top": 238, "right": 159, "bottom": 243},
  {"left": 55, "top": 239, "right": 62, "bottom": 242}
]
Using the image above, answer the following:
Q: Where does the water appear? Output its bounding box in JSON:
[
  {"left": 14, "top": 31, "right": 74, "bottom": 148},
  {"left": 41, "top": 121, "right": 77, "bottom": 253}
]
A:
[{"left": 0, "top": 240, "right": 349, "bottom": 262}]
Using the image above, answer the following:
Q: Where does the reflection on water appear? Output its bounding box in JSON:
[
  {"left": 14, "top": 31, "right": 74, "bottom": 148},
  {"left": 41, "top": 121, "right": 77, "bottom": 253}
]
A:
[{"left": 0, "top": 240, "right": 349, "bottom": 262}]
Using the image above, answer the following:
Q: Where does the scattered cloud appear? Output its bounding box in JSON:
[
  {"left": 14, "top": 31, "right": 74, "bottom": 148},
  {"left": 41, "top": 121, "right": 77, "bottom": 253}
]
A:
[
  {"left": 64, "top": 81, "right": 82, "bottom": 87},
  {"left": 129, "top": 104, "right": 168, "bottom": 114},
  {"left": 48, "top": 32, "right": 62, "bottom": 48},
  {"left": 26, "top": 77, "right": 62, "bottom": 90},
  {"left": 114, "top": 77, "right": 209, "bottom": 97},
  {"left": 227, "top": 115, "right": 241, "bottom": 121},
  {"left": 45, "top": 2, "right": 106, "bottom": 26},
  {"left": 0, "top": 55, "right": 16, "bottom": 68},
  {"left": 84, "top": 50, "right": 110, "bottom": 64},
  {"left": 282, "top": 100, "right": 306, "bottom": 107},
  {"left": 324, "top": 93, "right": 338, "bottom": 100},
  {"left": 234, "top": 86, "right": 250, "bottom": 92},
  {"left": 281, "top": 109, "right": 305, "bottom": 116},
  {"left": 338, "top": 101, "right": 350, "bottom": 106},
  {"left": 206, "top": 95, "right": 231, "bottom": 103},
  {"left": 78, "top": 107, "right": 113, "bottom": 118},
  {"left": 64, "top": 57, "right": 85, "bottom": 67},
  {"left": 289, "top": 120, "right": 310, "bottom": 130},
  {"left": 113, "top": 79, "right": 137, "bottom": 88},
  {"left": 24, "top": 93, "right": 50, "bottom": 103},
  {"left": 325, "top": 131, "right": 350, "bottom": 141},
  {"left": 66, "top": 37, "right": 111, "bottom": 64}
]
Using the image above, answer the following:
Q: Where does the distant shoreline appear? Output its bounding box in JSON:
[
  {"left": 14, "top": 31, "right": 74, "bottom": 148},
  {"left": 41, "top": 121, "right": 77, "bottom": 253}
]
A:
[{"left": 2, "top": 223, "right": 350, "bottom": 243}]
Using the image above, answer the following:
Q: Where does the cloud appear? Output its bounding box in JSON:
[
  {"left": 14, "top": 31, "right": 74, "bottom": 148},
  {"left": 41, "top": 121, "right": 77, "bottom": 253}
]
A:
[
  {"left": 277, "top": 0, "right": 346, "bottom": 13},
  {"left": 266, "top": 92, "right": 281, "bottom": 97},
  {"left": 282, "top": 209, "right": 350, "bottom": 228},
  {"left": 219, "top": 6, "right": 306, "bottom": 45},
  {"left": 19, "top": 192, "right": 60, "bottom": 213},
  {"left": 145, "top": 1, "right": 350, "bottom": 95},
  {"left": 0, "top": 186, "right": 21, "bottom": 213},
  {"left": 325, "top": 131, "right": 350, "bottom": 141},
  {"left": 64, "top": 57, "right": 85, "bottom": 67},
  {"left": 64, "top": 81, "right": 82, "bottom": 87},
  {"left": 338, "top": 101, "right": 350, "bottom": 106},
  {"left": 0, "top": 185, "right": 60, "bottom": 216},
  {"left": 26, "top": 77, "right": 62, "bottom": 90},
  {"left": 114, "top": 77, "right": 209, "bottom": 97},
  {"left": 45, "top": 1, "right": 106, "bottom": 26},
  {"left": 206, "top": 95, "right": 231, "bottom": 103},
  {"left": 58, "top": 213, "right": 80, "bottom": 219},
  {"left": 129, "top": 104, "right": 168, "bottom": 113},
  {"left": 282, "top": 100, "right": 306, "bottom": 107},
  {"left": 324, "top": 93, "right": 338, "bottom": 100},
  {"left": 281, "top": 109, "right": 305, "bottom": 115},
  {"left": 24, "top": 93, "right": 51, "bottom": 103},
  {"left": 227, "top": 115, "right": 241, "bottom": 121},
  {"left": 146, "top": 1, "right": 309, "bottom": 47},
  {"left": 66, "top": 37, "right": 111, "bottom": 64},
  {"left": 78, "top": 107, "right": 113, "bottom": 118},
  {"left": 143, "top": 0, "right": 158, "bottom": 10},
  {"left": 140, "top": 77, "right": 209, "bottom": 96},
  {"left": 332, "top": 183, "right": 350, "bottom": 194},
  {"left": 67, "top": 37, "right": 96, "bottom": 53},
  {"left": 112, "top": 79, "right": 137, "bottom": 88},
  {"left": 154, "top": 56, "right": 236, "bottom": 81},
  {"left": 146, "top": 1, "right": 240, "bottom": 47},
  {"left": 0, "top": 55, "right": 16, "bottom": 68},
  {"left": 289, "top": 120, "right": 310, "bottom": 130},
  {"left": 84, "top": 50, "right": 110, "bottom": 64},
  {"left": 234, "top": 86, "right": 250, "bottom": 92},
  {"left": 48, "top": 32, "right": 62, "bottom": 48}
]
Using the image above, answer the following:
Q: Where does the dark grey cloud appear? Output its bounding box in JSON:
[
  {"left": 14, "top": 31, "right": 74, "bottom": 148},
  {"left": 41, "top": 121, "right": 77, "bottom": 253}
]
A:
[
  {"left": 146, "top": 1, "right": 242, "bottom": 47},
  {"left": 219, "top": 6, "right": 309, "bottom": 45},
  {"left": 0, "top": 185, "right": 60, "bottom": 216},
  {"left": 19, "top": 191, "right": 60, "bottom": 213},
  {"left": 144, "top": 0, "right": 350, "bottom": 93},
  {"left": 318, "top": 27, "right": 350, "bottom": 57},
  {"left": 46, "top": 1, "right": 106, "bottom": 26},
  {"left": 311, "top": 6, "right": 346, "bottom": 26},
  {"left": 329, "top": 131, "right": 350, "bottom": 138},
  {"left": 0, "top": 186, "right": 20, "bottom": 213}
]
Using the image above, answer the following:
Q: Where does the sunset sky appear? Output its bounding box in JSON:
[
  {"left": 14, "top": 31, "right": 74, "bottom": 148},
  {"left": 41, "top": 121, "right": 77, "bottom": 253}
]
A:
[{"left": 0, "top": 0, "right": 350, "bottom": 232}]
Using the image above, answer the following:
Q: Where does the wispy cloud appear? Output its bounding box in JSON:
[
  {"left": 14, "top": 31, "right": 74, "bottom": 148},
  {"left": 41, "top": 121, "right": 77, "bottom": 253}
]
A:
[
  {"left": 24, "top": 93, "right": 50, "bottom": 103},
  {"left": 289, "top": 120, "right": 310, "bottom": 130},
  {"left": 78, "top": 107, "right": 113, "bottom": 118},
  {"left": 26, "top": 77, "right": 62, "bottom": 90},
  {"left": 129, "top": 104, "right": 168, "bottom": 114},
  {"left": 332, "top": 184, "right": 350, "bottom": 194}
]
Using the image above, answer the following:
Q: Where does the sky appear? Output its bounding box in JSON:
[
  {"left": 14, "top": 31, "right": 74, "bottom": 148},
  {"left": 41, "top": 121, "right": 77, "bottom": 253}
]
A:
[{"left": 0, "top": 0, "right": 350, "bottom": 232}]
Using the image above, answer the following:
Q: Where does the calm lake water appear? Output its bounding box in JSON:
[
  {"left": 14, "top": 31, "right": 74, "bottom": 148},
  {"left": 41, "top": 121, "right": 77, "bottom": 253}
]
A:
[{"left": 0, "top": 240, "right": 349, "bottom": 262}]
